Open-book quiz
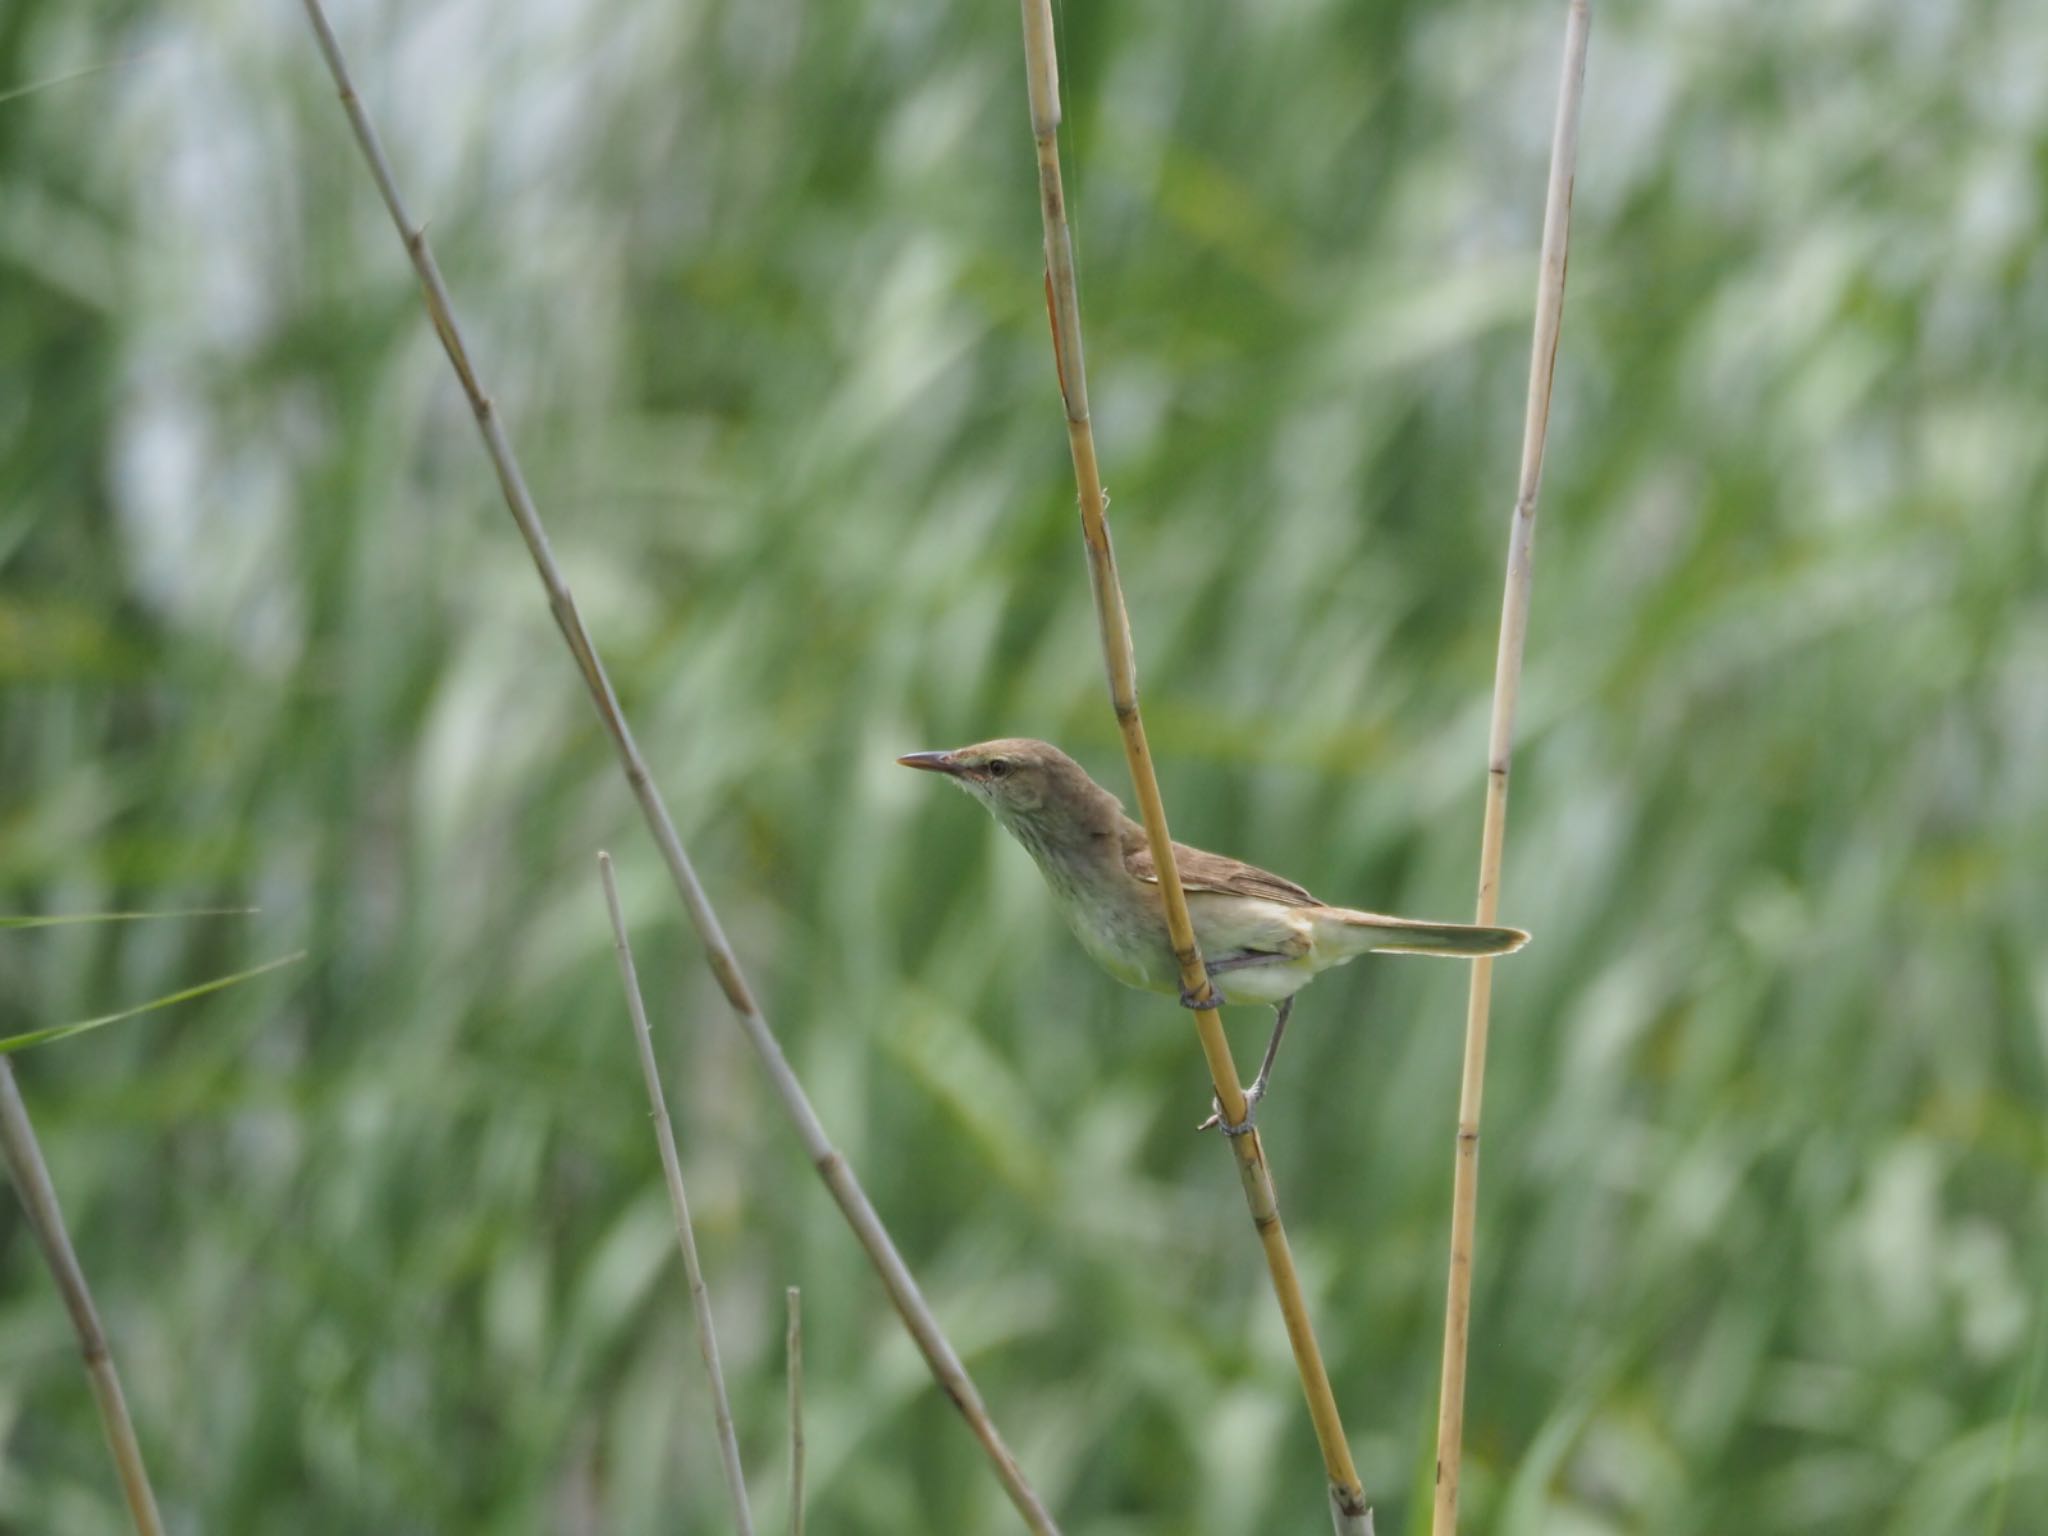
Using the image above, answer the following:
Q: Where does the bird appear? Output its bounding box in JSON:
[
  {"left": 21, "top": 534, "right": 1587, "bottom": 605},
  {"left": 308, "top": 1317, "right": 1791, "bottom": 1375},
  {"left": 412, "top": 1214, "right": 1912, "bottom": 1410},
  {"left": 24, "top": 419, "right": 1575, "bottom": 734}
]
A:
[{"left": 898, "top": 737, "right": 1528, "bottom": 1133}]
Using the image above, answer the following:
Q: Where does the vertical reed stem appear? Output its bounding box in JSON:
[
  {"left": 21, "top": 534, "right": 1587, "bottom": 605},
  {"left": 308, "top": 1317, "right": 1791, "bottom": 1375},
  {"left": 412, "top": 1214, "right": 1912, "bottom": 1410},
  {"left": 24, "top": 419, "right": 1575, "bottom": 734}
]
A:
[
  {"left": 0, "top": 1060, "right": 166, "bottom": 1536},
  {"left": 598, "top": 854, "right": 755, "bottom": 1536},
  {"left": 1430, "top": 6, "right": 1591, "bottom": 1532},
  {"left": 295, "top": 7, "right": 1059, "bottom": 1528},
  {"left": 786, "top": 1286, "right": 806, "bottom": 1536},
  {"left": 1015, "top": 4, "right": 1370, "bottom": 1530}
]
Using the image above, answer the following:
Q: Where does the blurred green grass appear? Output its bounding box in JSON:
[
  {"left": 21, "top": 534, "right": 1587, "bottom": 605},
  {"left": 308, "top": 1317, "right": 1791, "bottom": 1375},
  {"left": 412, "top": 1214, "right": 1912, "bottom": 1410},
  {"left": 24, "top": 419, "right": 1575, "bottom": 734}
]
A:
[{"left": 3, "top": 0, "right": 2046, "bottom": 1531}]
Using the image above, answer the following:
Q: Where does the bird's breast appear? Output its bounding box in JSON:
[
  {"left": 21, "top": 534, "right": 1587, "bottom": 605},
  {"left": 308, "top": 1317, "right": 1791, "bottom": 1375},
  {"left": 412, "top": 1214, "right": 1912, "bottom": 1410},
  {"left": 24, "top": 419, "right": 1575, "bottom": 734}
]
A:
[{"left": 1039, "top": 862, "right": 1177, "bottom": 994}]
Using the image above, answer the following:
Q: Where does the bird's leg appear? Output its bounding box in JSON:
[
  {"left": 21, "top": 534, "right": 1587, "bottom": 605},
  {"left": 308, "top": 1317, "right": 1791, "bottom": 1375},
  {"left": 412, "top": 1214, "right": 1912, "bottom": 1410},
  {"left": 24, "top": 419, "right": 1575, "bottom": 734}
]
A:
[
  {"left": 1196, "top": 995, "right": 1294, "bottom": 1136},
  {"left": 1243, "top": 994, "right": 1294, "bottom": 1108},
  {"left": 1176, "top": 950, "right": 1276, "bottom": 1011}
]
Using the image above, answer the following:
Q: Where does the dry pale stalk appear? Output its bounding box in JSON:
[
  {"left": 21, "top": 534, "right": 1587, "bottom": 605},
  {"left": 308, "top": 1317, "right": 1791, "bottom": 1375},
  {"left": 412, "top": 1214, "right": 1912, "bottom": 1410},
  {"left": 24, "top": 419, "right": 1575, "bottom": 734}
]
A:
[
  {"left": 296, "top": 6, "right": 1060, "bottom": 1529},
  {"left": 598, "top": 853, "right": 755, "bottom": 1536},
  {"left": 786, "top": 1286, "right": 805, "bottom": 1536},
  {"left": 1430, "top": 5, "right": 1592, "bottom": 1532},
  {"left": 1015, "top": 4, "right": 1371, "bottom": 1531},
  {"left": 0, "top": 1060, "right": 166, "bottom": 1536}
]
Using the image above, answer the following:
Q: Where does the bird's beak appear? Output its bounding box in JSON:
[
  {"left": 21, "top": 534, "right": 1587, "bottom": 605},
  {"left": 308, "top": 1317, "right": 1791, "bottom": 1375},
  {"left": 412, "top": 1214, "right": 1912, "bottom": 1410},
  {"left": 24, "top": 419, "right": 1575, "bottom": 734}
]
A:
[{"left": 896, "top": 750, "right": 964, "bottom": 776}]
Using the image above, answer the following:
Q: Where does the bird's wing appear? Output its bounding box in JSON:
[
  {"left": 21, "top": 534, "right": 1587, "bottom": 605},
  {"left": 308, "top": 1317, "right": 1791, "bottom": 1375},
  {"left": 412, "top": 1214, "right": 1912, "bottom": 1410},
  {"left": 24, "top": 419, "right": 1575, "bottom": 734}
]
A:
[{"left": 1122, "top": 827, "right": 1321, "bottom": 908}]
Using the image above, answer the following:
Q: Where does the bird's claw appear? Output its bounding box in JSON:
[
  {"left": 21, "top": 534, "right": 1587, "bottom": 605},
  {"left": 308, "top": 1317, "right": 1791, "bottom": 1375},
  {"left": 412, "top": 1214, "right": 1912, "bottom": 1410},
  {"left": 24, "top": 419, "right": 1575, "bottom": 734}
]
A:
[
  {"left": 1178, "top": 980, "right": 1224, "bottom": 1011},
  {"left": 1195, "top": 1085, "right": 1263, "bottom": 1137}
]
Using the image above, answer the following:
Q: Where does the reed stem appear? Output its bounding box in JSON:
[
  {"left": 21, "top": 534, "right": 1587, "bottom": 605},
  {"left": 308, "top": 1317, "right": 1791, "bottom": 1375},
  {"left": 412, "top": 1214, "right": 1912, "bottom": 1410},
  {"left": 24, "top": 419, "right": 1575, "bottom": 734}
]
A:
[
  {"left": 1429, "top": 6, "right": 1591, "bottom": 1532},
  {"left": 786, "top": 1286, "right": 806, "bottom": 1536},
  {"left": 1015, "top": 4, "right": 1371, "bottom": 1529},
  {"left": 598, "top": 853, "right": 755, "bottom": 1536},
  {"left": 296, "top": 7, "right": 1060, "bottom": 1528},
  {"left": 0, "top": 1060, "right": 166, "bottom": 1536}
]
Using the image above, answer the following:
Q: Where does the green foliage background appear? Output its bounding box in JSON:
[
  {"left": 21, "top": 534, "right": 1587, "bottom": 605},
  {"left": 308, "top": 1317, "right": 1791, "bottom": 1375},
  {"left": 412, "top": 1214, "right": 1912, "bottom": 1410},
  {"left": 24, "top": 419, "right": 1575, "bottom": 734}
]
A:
[{"left": 4, "top": 0, "right": 2045, "bottom": 1531}]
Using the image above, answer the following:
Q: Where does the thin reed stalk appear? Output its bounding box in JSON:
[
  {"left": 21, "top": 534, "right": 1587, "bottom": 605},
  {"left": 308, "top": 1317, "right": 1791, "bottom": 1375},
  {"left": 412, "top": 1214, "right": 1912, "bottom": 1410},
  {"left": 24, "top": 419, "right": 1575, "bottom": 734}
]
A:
[
  {"left": 786, "top": 1286, "right": 805, "bottom": 1536},
  {"left": 598, "top": 853, "right": 755, "bottom": 1536},
  {"left": 0, "top": 1060, "right": 166, "bottom": 1536},
  {"left": 295, "top": 7, "right": 1060, "bottom": 1530},
  {"left": 1014, "top": 4, "right": 1370, "bottom": 1530},
  {"left": 1429, "top": 5, "right": 1591, "bottom": 1532}
]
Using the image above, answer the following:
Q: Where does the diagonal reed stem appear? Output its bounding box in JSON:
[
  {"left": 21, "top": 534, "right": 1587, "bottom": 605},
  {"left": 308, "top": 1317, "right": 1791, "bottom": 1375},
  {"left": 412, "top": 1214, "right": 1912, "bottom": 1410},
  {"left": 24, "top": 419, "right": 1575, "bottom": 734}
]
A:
[
  {"left": 1429, "top": 5, "right": 1592, "bottom": 1533},
  {"left": 1014, "top": 5, "right": 1371, "bottom": 1531},
  {"left": 295, "top": 6, "right": 1060, "bottom": 1530},
  {"left": 598, "top": 853, "right": 755, "bottom": 1536},
  {"left": 0, "top": 1060, "right": 166, "bottom": 1536}
]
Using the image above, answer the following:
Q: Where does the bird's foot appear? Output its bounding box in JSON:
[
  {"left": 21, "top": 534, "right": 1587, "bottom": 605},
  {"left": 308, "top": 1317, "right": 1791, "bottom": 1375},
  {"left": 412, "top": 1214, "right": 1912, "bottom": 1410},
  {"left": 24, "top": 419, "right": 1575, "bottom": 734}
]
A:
[
  {"left": 1178, "top": 978, "right": 1225, "bottom": 1011},
  {"left": 1195, "top": 1083, "right": 1264, "bottom": 1137}
]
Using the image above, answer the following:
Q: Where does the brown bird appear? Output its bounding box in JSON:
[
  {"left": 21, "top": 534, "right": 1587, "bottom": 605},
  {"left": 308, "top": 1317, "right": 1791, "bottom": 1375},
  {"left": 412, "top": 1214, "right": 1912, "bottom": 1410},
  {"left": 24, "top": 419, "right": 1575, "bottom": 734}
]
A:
[{"left": 899, "top": 738, "right": 1528, "bottom": 1131}]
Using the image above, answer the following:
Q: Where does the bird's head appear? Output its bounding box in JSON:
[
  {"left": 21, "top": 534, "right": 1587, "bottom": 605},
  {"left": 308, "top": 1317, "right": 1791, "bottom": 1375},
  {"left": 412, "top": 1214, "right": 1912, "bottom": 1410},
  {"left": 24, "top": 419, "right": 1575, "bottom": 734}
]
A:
[{"left": 897, "top": 737, "right": 1122, "bottom": 847}]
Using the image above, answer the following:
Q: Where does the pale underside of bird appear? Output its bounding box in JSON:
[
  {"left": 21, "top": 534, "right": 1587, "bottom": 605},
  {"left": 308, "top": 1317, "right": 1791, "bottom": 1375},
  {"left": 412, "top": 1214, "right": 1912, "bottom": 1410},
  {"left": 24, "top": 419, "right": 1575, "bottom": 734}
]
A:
[
  {"left": 1072, "top": 836, "right": 1523, "bottom": 1007},
  {"left": 900, "top": 737, "right": 1528, "bottom": 1131}
]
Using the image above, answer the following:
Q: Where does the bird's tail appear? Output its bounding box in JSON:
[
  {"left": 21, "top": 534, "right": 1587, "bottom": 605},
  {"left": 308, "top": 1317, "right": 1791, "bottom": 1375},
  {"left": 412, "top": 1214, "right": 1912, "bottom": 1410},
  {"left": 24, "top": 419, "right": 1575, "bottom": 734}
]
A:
[{"left": 1319, "top": 908, "right": 1529, "bottom": 957}]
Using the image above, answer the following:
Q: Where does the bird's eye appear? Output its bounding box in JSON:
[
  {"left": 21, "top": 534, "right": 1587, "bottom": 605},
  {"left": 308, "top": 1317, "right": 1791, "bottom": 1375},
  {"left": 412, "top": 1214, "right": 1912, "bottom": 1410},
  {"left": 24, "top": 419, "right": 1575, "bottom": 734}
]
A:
[{"left": 987, "top": 758, "right": 1011, "bottom": 778}]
